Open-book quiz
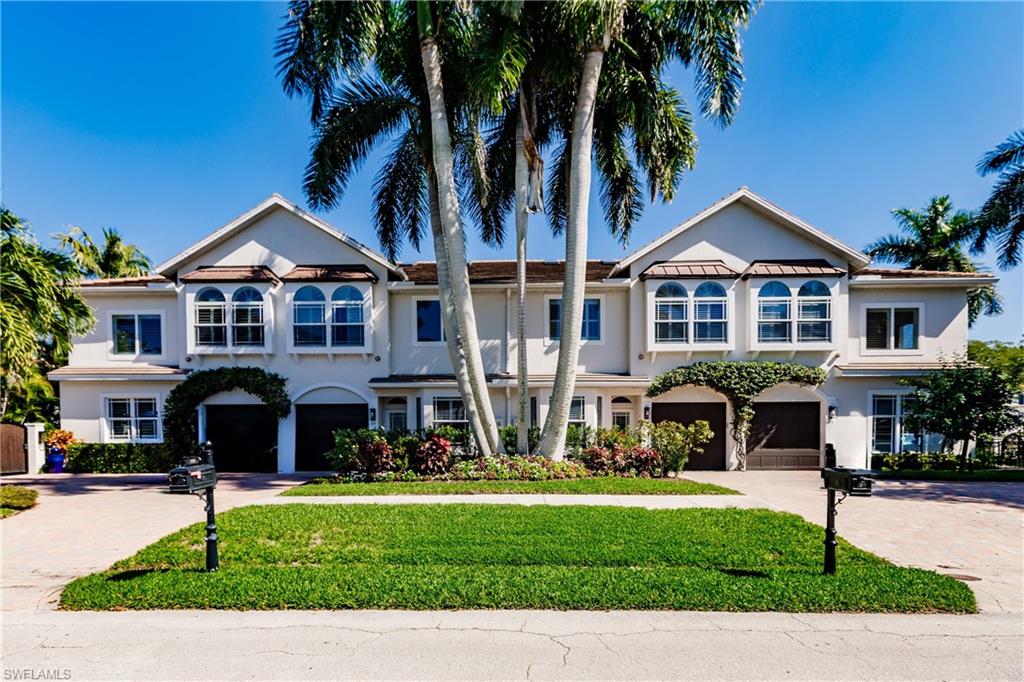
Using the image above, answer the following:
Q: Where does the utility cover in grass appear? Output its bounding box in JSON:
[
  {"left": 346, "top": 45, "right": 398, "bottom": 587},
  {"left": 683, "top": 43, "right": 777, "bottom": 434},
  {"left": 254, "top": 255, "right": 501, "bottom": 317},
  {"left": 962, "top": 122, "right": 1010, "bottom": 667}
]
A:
[{"left": 61, "top": 505, "right": 975, "bottom": 613}]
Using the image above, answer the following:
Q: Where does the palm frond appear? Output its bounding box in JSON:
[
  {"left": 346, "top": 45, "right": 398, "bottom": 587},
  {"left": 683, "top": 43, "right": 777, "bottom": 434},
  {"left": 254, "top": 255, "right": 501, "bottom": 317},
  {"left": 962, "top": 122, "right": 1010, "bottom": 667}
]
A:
[
  {"left": 864, "top": 234, "right": 918, "bottom": 264},
  {"left": 545, "top": 138, "right": 572, "bottom": 236},
  {"left": 372, "top": 130, "right": 428, "bottom": 261},
  {"left": 977, "top": 129, "right": 1024, "bottom": 176}
]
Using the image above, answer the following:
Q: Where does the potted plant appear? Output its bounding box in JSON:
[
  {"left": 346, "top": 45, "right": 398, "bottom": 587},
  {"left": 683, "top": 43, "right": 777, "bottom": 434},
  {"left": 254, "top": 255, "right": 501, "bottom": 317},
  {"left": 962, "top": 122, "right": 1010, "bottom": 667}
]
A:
[{"left": 43, "top": 429, "right": 77, "bottom": 473}]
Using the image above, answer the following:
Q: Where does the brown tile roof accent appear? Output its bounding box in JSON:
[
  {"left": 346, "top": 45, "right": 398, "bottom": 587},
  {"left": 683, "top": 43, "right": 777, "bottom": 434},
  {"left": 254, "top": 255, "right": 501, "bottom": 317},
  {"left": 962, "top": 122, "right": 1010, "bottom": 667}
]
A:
[
  {"left": 854, "top": 268, "right": 993, "bottom": 279},
  {"left": 399, "top": 260, "right": 618, "bottom": 284},
  {"left": 280, "top": 264, "right": 378, "bottom": 283},
  {"left": 369, "top": 372, "right": 638, "bottom": 384},
  {"left": 79, "top": 275, "right": 171, "bottom": 287},
  {"left": 179, "top": 265, "right": 280, "bottom": 283},
  {"left": 48, "top": 365, "right": 186, "bottom": 377},
  {"left": 638, "top": 260, "right": 739, "bottom": 280},
  {"left": 740, "top": 259, "right": 846, "bottom": 279}
]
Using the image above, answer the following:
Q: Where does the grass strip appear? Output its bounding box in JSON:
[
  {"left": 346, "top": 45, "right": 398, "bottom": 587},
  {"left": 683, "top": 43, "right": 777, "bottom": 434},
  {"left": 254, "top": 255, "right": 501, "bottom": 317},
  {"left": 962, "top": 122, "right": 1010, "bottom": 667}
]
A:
[{"left": 283, "top": 477, "right": 737, "bottom": 496}]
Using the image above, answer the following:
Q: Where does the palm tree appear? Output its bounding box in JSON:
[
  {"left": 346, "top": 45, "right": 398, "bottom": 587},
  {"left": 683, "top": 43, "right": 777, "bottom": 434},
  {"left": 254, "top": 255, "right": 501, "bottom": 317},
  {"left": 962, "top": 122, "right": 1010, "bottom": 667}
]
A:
[
  {"left": 536, "top": 1, "right": 754, "bottom": 459},
  {"left": 973, "top": 129, "right": 1024, "bottom": 268},
  {"left": 277, "top": 1, "right": 501, "bottom": 454},
  {"left": 1, "top": 208, "right": 93, "bottom": 419},
  {"left": 55, "top": 226, "right": 152, "bottom": 279},
  {"left": 865, "top": 196, "right": 1002, "bottom": 325}
]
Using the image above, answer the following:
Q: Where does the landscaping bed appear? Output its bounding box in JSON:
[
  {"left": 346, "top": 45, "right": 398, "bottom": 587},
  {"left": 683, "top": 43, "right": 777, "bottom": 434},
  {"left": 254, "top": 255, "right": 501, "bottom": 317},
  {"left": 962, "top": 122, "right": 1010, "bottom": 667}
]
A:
[
  {"left": 285, "top": 477, "right": 736, "bottom": 496},
  {"left": 874, "top": 469, "right": 1024, "bottom": 482},
  {"left": 61, "top": 504, "right": 975, "bottom": 613},
  {"left": 0, "top": 485, "right": 38, "bottom": 518}
]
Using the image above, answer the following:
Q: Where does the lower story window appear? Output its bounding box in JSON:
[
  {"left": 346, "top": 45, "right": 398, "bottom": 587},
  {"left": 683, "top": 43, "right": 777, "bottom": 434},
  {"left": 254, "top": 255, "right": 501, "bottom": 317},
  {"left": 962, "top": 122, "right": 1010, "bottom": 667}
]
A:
[
  {"left": 433, "top": 397, "right": 468, "bottom": 431},
  {"left": 612, "top": 411, "right": 631, "bottom": 430},
  {"left": 870, "top": 394, "right": 943, "bottom": 454},
  {"left": 568, "top": 396, "right": 586, "bottom": 427},
  {"left": 105, "top": 397, "right": 160, "bottom": 442}
]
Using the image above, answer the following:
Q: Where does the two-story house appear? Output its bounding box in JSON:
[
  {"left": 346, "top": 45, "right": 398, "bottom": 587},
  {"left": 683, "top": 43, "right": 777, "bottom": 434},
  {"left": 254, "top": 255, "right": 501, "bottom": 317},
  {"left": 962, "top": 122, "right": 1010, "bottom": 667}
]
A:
[{"left": 50, "top": 188, "right": 994, "bottom": 472}]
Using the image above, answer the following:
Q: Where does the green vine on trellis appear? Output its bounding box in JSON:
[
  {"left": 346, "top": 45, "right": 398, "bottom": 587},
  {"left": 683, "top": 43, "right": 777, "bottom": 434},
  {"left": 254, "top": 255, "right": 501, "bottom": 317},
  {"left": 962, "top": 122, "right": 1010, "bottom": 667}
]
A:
[
  {"left": 647, "top": 361, "right": 827, "bottom": 469},
  {"left": 163, "top": 367, "right": 291, "bottom": 457}
]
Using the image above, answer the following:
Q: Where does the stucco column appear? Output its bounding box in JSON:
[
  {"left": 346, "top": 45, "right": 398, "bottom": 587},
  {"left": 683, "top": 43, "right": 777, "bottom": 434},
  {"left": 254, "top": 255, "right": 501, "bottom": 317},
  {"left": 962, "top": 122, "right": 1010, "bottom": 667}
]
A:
[
  {"left": 277, "top": 410, "right": 296, "bottom": 474},
  {"left": 24, "top": 423, "right": 46, "bottom": 474}
]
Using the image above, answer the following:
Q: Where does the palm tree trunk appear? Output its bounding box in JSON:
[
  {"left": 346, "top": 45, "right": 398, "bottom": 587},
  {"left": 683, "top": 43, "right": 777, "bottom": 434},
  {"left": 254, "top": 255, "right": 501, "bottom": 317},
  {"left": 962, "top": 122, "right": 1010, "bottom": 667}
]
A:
[
  {"left": 514, "top": 114, "right": 530, "bottom": 454},
  {"left": 537, "top": 45, "right": 606, "bottom": 460},
  {"left": 419, "top": 33, "right": 502, "bottom": 455},
  {"left": 427, "top": 166, "right": 489, "bottom": 454}
]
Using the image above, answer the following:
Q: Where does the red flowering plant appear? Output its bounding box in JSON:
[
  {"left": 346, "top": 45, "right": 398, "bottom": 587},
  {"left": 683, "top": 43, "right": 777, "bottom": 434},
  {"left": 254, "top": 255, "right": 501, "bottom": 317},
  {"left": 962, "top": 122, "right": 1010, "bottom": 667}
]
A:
[{"left": 413, "top": 434, "right": 452, "bottom": 475}]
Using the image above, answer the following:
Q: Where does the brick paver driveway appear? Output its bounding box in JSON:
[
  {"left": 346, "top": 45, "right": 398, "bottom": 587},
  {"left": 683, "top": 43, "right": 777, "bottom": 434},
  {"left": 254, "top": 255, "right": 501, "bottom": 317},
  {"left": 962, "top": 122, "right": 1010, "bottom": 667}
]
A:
[{"left": 684, "top": 471, "right": 1024, "bottom": 613}]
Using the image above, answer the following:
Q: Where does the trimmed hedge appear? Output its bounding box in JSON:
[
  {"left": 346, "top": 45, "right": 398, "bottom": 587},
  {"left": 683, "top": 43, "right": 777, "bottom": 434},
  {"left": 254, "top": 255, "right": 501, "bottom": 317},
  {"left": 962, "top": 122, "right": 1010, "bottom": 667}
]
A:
[
  {"left": 1, "top": 485, "right": 39, "bottom": 510},
  {"left": 64, "top": 442, "right": 176, "bottom": 473}
]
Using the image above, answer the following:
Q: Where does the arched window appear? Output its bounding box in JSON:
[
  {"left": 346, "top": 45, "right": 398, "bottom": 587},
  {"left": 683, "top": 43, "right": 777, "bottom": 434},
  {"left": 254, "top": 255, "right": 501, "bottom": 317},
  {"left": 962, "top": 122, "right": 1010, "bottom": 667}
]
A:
[
  {"left": 194, "top": 287, "right": 227, "bottom": 346},
  {"left": 293, "top": 286, "right": 326, "bottom": 346},
  {"left": 330, "top": 285, "right": 365, "bottom": 347},
  {"left": 231, "top": 287, "right": 264, "bottom": 346},
  {"left": 654, "top": 282, "right": 688, "bottom": 343},
  {"left": 757, "top": 281, "right": 791, "bottom": 343},
  {"left": 797, "top": 280, "right": 831, "bottom": 342},
  {"left": 693, "top": 282, "right": 727, "bottom": 343}
]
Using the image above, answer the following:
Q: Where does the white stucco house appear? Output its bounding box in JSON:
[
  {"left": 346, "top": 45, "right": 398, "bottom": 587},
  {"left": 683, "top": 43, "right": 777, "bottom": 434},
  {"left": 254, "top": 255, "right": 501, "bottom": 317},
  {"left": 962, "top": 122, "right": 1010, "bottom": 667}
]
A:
[{"left": 49, "top": 187, "right": 995, "bottom": 472}]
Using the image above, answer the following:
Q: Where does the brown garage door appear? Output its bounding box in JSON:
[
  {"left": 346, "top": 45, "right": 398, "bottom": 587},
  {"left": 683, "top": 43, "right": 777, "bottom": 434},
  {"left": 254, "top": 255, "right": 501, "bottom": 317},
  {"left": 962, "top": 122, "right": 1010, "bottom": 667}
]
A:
[
  {"left": 651, "top": 402, "right": 727, "bottom": 470},
  {"left": 295, "top": 404, "right": 368, "bottom": 471},
  {"left": 205, "top": 405, "right": 279, "bottom": 472},
  {"left": 747, "top": 402, "right": 821, "bottom": 469}
]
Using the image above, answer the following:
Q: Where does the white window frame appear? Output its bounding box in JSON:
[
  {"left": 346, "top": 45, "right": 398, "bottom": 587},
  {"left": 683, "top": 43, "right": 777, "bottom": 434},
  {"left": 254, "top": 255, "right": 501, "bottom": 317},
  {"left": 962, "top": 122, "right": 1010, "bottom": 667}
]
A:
[
  {"left": 285, "top": 282, "right": 373, "bottom": 354},
  {"left": 653, "top": 284, "right": 689, "bottom": 344},
  {"left": 568, "top": 396, "right": 587, "bottom": 427},
  {"left": 432, "top": 396, "right": 469, "bottom": 430},
  {"left": 860, "top": 303, "right": 924, "bottom": 356},
  {"left": 612, "top": 411, "right": 631, "bottom": 430},
  {"left": 106, "top": 310, "right": 166, "bottom": 361},
  {"left": 545, "top": 294, "right": 606, "bottom": 346},
  {"left": 186, "top": 283, "right": 275, "bottom": 355},
  {"left": 747, "top": 279, "right": 838, "bottom": 352},
  {"left": 412, "top": 296, "right": 447, "bottom": 347},
  {"left": 756, "top": 285, "right": 792, "bottom": 344},
  {"left": 867, "top": 390, "right": 942, "bottom": 456},
  {"left": 101, "top": 393, "right": 163, "bottom": 443},
  {"left": 230, "top": 287, "right": 266, "bottom": 348},
  {"left": 645, "top": 280, "right": 734, "bottom": 352}
]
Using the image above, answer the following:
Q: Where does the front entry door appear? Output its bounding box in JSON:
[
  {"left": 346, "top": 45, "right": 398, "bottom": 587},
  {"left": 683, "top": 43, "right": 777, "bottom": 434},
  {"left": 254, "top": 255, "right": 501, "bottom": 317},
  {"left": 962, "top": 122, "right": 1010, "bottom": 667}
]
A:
[{"left": 651, "top": 402, "right": 727, "bottom": 470}]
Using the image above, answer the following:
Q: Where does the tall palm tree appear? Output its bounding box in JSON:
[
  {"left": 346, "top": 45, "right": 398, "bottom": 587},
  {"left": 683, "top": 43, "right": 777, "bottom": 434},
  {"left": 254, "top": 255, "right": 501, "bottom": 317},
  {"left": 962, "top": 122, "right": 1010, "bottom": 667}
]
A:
[
  {"left": 55, "top": 226, "right": 152, "bottom": 278},
  {"left": 536, "top": 1, "right": 754, "bottom": 459},
  {"left": 1, "top": 209, "right": 93, "bottom": 418},
  {"left": 277, "top": 0, "right": 500, "bottom": 454},
  {"left": 866, "top": 196, "right": 1002, "bottom": 325},
  {"left": 973, "top": 129, "right": 1024, "bottom": 268}
]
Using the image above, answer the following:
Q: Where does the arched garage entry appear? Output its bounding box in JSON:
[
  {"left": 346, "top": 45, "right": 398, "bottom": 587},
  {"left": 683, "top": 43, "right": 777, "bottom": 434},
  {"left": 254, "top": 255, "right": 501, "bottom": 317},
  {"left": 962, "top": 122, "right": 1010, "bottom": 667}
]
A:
[
  {"left": 747, "top": 384, "right": 825, "bottom": 469},
  {"left": 201, "top": 390, "right": 280, "bottom": 473},
  {"left": 292, "top": 384, "right": 370, "bottom": 471}
]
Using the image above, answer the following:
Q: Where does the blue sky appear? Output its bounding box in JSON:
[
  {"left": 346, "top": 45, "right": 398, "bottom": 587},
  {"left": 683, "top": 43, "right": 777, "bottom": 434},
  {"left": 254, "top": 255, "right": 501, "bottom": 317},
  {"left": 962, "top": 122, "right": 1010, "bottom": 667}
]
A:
[{"left": 3, "top": 1, "right": 1021, "bottom": 341}]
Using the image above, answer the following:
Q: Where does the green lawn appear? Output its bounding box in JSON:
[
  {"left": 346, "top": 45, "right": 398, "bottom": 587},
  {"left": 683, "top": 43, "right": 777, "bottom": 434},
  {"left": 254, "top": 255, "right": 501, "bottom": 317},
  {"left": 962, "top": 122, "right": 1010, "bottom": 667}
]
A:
[
  {"left": 61, "top": 504, "right": 974, "bottom": 613},
  {"left": 875, "top": 469, "right": 1024, "bottom": 482},
  {"left": 283, "top": 477, "right": 737, "bottom": 496}
]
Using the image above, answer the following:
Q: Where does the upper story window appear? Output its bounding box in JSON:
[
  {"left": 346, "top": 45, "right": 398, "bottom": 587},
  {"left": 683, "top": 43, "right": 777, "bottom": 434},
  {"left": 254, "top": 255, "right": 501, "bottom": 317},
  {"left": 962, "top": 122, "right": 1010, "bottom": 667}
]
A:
[
  {"left": 194, "top": 287, "right": 227, "bottom": 346},
  {"left": 796, "top": 281, "right": 831, "bottom": 342},
  {"left": 416, "top": 299, "right": 445, "bottom": 343},
  {"left": 548, "top": 298, "right": 601, "bottom": 342},
  {"left": 865, "top": 306, "right": 920, "bottom": 351},
  {"left": 331, "top": 286, "right": 366, "bottom": 347},
  {"left": 111, "top": 313, "right": 162, "bottom": 355},
  {"left": 231, "top": 287, "right": 265, "bottom": 347},
  {"left": 293, "top": 286, "right": 327, "bottom": 346},
  {"left": 693, "top": 282, "right": 728, "bottom": 343},
  {"left": 655, "top": 283, "right": 688, "bottom": 343},
  {"left": 757, "top": 281, "right": 791, "bottom": 342}
]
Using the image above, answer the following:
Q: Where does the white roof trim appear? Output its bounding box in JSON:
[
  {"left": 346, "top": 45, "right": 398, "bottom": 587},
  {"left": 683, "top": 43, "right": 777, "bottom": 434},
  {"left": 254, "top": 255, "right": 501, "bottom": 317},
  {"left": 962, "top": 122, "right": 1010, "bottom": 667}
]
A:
[
  {"left": 849, "top": 276, "right": 996, "bottom": 288},
  {"left": 155, "top": 194, "right": 406, "bottom": 279},
  {"left": 611, "top": 187, "right": 870, "bottom": 276}
]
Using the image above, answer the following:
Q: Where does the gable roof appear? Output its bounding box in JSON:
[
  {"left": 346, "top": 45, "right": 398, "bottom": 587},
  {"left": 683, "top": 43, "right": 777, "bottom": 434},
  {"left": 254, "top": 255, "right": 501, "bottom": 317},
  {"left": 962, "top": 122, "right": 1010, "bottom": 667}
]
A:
[
  {"left": 639, "top": 260, "right": 739, "bottom": 280},
  {"left": 179, "top": 265, "right": 281, "bottom": 284},
  {"left": 740, "top": 259, "right": 846, "bottom": 279},
  {"left": 611, "top": 187, "right": 870, "bottom": 276},
  {"left": 281, "top": 264, "right": 379, "bottom": 283},
  {"left": 155, "top": 194, "right": 405, "bottom": 280}
]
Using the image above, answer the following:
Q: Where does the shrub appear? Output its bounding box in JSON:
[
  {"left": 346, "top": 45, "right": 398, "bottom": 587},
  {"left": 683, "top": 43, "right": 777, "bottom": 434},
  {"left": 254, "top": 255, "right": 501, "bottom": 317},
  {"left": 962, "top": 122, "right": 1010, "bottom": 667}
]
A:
[
  {"left": 594, "top": 427, "right": 640, "bottom": 450},
  {"left": 413, "top": 435, "right": 452, "bottom": 475},
  {"left": 649, "top": 419, "right": 714, "bottom": 473},
  {"left": 64, "top": 442, "right": 176, "bottom": 473},
  {"left": 565, "top": 424, "right": 594, "bottom": 455},
  {"left": 625, "top": 446, "right": 662, "bottom": 477},
  {"left": 448, "top": 455, "right": 588, "bottom": 481},
  {"left": 499, "top": 424, "right": 541, "bottom": 454},
  {"left": 43, "top": 429, "right": 77, "bottom": 453},
  {"left": 326, "top": 429, "right": 395, "bottom": 475},
  {"left": 874, "top": 451, "right": 964, "bottom": 472},
  {"left": 1, "top": 485, "right": 38, "bottom": 510}
]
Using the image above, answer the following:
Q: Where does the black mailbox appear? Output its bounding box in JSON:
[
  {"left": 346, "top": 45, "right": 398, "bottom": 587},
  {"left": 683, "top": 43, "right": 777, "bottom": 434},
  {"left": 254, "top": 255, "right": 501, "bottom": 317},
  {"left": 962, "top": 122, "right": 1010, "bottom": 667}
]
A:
[
  {"left": 168, "top": 444, "right": 217, "bottom": 494},
  {"left": 821, "top": 466, "right": 873, "bottom": 497}
]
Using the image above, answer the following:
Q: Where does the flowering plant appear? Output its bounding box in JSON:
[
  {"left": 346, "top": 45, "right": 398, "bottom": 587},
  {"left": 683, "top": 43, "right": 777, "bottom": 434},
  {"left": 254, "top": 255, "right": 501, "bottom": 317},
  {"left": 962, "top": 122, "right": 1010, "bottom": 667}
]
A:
[{"left": 44, "top": 429, "right": 77, "bottom": 453}]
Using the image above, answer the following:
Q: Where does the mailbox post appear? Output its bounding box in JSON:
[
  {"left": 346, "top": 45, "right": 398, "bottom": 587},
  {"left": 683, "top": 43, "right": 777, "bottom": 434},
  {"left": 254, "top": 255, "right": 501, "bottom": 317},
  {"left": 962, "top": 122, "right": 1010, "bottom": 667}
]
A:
[
  {"left": 820, "top": 464, "right": 874, "bottom": 575},
  {"left": 168, "top": 441, "right": 219, "bottom": 572}
]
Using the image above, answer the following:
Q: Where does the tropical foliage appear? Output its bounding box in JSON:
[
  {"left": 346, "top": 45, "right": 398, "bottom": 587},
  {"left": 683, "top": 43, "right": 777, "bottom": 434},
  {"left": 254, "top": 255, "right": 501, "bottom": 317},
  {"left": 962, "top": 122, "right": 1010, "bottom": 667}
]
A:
[
  {"left": 162, "top": 367, "right": 291, "bottom": 456},
  {"left": 900, "top": 357, "right": 1023, "bottom": 471},
  {"left": 0, "top": 208, "right": 93, "bottom": 420},
  {"left": 865, "top": 196, "right": 1001, "bottom": 325},
  {"left": 967, "top": 339, "right": 1024, "bottom": 389},
  {"left": 648, "top": 361, "right": 827, "bottom": 470},
  {"left": 56, "top": 226, "right": 152, "bottom": 278},
  {"left": 972, "top": 129, "right": 1024, "bottom": 268}
]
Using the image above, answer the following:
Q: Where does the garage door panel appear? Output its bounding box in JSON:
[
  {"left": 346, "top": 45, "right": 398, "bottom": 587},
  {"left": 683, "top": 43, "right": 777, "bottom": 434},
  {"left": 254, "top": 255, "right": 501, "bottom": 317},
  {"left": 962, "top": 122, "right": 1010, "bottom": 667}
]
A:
[
  {"left": 748, "top": 401, "right": 821, "bottom": 470},
  {"left": 205, "top": 405, "right": 278, "bottom": 473},
  {"left": 651, "top": 402, "right": 726, "bottom": 471},
  {"left": 295, "top": 404, "right": 368, "bottom": 471}
]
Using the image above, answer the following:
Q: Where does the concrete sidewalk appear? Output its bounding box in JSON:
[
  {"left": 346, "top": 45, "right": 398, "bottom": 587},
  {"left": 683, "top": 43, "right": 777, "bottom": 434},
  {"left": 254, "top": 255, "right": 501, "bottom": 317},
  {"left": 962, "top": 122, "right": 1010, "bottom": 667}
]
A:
[{"left": 2, "top": 610, "right": 1020, "bottom": 681}]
